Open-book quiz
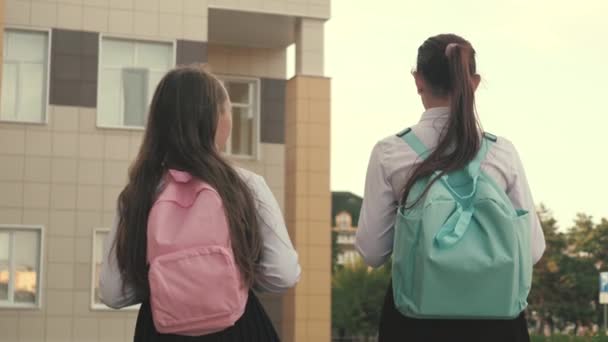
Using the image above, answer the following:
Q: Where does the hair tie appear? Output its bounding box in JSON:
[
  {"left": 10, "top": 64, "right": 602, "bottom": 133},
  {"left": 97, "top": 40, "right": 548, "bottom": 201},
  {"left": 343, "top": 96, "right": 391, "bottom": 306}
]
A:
[{"left": 445, "top": 43, "right": 459, "bottom": 57}]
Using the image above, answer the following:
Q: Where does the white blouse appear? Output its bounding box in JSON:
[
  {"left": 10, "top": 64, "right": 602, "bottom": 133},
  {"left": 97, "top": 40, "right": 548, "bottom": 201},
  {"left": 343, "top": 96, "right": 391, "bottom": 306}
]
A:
[
  {"left": 355, "top": 107, "right": 546, "bottom": 268},
  {"left": 99, "top": 168, "right": 301, "bottom": 309}
]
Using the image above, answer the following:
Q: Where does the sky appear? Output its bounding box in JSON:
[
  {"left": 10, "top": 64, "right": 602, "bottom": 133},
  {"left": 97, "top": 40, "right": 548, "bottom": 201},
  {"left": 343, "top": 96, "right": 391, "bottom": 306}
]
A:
[{"left": 324, "top": 0, "right": 608, "bottom": 228}]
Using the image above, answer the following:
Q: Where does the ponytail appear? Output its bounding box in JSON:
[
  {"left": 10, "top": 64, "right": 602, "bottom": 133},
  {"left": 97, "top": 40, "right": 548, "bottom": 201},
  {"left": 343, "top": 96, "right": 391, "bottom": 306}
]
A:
[{"left": 401, "top": 35, "right": 481, "bottom": 207}]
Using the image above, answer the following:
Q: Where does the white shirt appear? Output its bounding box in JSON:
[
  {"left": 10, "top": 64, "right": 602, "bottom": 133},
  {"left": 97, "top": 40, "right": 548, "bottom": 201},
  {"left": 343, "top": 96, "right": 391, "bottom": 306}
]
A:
[
  {"left": 355, "top": 107, "right": 546, "bottom": 268},
  {"left": 99, "top": 168, "right": 301, "bottom": 309}
]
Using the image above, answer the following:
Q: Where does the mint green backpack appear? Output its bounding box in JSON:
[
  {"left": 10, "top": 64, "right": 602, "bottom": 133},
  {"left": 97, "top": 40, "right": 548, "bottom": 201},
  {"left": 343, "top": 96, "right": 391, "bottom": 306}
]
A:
[{"left": 392, "top": 128, "right": 532, "bottom": 319}]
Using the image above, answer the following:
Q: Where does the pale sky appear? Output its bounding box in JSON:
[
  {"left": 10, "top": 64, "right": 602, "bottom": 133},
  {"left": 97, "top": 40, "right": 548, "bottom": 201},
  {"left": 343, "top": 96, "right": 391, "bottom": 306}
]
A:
[{"left": 325, "top": 0, "right": 608, "bottom": 228}]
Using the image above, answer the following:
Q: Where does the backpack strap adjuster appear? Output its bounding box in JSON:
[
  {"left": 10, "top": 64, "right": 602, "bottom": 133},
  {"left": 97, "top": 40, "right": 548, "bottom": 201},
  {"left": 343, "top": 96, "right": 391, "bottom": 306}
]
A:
[
  {"left": 483, "top": 132, "right": 497, "bottom": 142},
  {"left": 397, "top": 127, "right": 412, "bottom": 137}
]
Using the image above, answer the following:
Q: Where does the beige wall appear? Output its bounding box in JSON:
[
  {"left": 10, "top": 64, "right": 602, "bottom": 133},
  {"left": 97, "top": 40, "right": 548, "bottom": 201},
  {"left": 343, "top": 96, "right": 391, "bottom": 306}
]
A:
[
  {"left": 283, "top": 75, "right": 331, "bottom": 342},
  {"left": 232, "top": 144, "right": 286, "bottom": 212},
  {"left": 0, "top": 105, "right": 139, "bottom": 342},
  {"left": 5, "top": 0, "right": 208, "bottom": 41},
  {"left": 208, "top": 43, "right": 287, "bottom": 80},
  {"left": 0, "top": 0, "right": 3, "bottom": 103},
  {"left": 209, "top": 0, "right": 330, "bottom": 20}
]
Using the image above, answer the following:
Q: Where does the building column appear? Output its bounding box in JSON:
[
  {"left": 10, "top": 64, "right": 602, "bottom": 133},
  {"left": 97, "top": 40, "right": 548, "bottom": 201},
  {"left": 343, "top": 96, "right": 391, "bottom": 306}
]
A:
[
  {"left": 283, "top": 17, "right": 332, "bottom": 342},
  {"left": 295, "top": 18, "right": 325, "bottom": 77},
  {"left": 0, "top": 0, "right": 5, "bottom": 97}
]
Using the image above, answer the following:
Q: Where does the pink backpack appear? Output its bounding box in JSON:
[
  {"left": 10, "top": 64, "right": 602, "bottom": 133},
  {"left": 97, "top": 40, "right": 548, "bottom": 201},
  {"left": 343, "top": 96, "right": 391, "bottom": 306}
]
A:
[{"left": 147, "top": 169, "right": 248, "bottom": 336}]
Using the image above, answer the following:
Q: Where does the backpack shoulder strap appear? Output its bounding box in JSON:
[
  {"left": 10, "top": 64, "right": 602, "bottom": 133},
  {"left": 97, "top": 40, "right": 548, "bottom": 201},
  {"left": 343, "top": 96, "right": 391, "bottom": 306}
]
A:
[
  {"left": 397, "top": 128, "right": 429, "bottom": 159},
  {"left": 466, "top": 132, "right": 497, "bottom": 177}
]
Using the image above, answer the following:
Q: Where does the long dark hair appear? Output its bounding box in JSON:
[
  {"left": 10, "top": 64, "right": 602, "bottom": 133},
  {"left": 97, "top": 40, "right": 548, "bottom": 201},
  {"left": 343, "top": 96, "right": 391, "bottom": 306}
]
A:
[
  {"left": 401, "top": 34, "right": 481, "bottom": 207},
  {"left": 114, "top": 65, "right": 262, "bottom": 297}
]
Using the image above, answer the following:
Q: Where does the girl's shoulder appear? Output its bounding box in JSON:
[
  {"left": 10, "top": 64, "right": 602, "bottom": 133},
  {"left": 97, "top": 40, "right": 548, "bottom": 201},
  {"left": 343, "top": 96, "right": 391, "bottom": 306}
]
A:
[
  {"left": 235, "top": 167, "right": 263, "bottom": 185},
  {"left": 483, "top": 134, "right": 522, "bottom": 168},
  {"left": 235, "top": 167, "right": 270, "bottom": 195}
]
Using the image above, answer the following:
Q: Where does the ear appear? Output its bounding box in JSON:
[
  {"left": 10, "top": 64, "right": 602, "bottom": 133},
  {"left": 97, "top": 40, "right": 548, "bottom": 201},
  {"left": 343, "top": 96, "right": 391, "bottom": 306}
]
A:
[
  {"left": 472, "top": 74, "right": 481, "bottom": 91},
  {"left": 413, "top": 71, "right": 425, "bottom": 94}
]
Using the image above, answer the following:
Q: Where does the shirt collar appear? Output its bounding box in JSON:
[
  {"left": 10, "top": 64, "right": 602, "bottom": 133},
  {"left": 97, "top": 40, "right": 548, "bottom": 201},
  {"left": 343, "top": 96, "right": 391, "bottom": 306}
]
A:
[{"left": 419, "top": 106, "right": 450, "bottom": 123}]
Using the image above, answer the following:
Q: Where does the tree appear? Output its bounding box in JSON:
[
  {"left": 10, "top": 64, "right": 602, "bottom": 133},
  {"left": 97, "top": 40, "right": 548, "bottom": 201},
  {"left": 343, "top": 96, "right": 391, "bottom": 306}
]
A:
[
  {"left": 568, "top": 213, "right": 596, "bottom": 258},
  {"left": 570, "top": 215, "right": 608, "bottom": 271},
  {"left": 593, "top": 218, "right": 608, "bottom": 270},
  {"left": 332, "top": 259, "right": 391, "bottom": 340},
  {"left": 528, "top": 205, "right": 568, "bottom": 334},
  {"left": 567, "top": 214, "right": 608, "bottom": 331},
  {"left": 554, "top": 254, "right": 597, "bottom": 332},
  {"left": 528, "top": 207, "right": 608, "bottom": 335},
  {"left": 332, "top": 230, "right": 340, "bottom": 273}
]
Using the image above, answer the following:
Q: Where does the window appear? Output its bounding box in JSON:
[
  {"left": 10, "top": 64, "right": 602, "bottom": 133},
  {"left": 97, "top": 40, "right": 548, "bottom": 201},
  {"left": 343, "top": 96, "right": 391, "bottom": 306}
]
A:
[
  {"left": 1, "top": 29, "right": 49, "bottom": 123},
  {"left": 0, "top": 226, "right": 43, "bottom": 308},
  {"left": 336, "top": 212, "right": 352, "bottom": 229},
  {"left": 91, "top": 229, "right": 108, "bottom": 308},
  {"left": 91, "top": 228, "right": 138, "bottom": 310},
  {"left": 337, "top": 253, "right": 344, "bottom": 265},
  {"left": 344, "top": 250, "right": 359, "bottom": 265},
  {"left": 337, "top": 233, "right": 356, "bottom": 245},
  {"left": 222, "top": 78, "right": 259, "bottom": 157},
  {"left": 98, "top": 37, "right": 174, "bottom": 128},
  {"left": 336, "top": 251, "right": 359, "bottom": 266}
]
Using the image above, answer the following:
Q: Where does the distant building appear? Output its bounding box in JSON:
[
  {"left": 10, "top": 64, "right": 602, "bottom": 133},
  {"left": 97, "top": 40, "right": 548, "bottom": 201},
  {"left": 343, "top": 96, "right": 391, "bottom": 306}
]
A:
[
  {"left": 334, "top": 210, "right": 358, "bottom": 265},
  {"left": 332, "top": 192, "right": 362, "bottom": 266}
]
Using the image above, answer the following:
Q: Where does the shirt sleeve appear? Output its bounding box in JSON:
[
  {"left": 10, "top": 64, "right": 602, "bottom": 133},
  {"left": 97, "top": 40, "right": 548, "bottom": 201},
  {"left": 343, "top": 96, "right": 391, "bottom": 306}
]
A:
[
  {"left": 251, "top": 175, "right": 302, "bottom": 293},
  {"left": 99, "top": 213, "right": 139, "bottom": 309},
  {"left": 355, "top": 142, "right": 398, "bottom": 268},
  {"left": 505, "top": 142, "right": 546, "bottom": 264}
]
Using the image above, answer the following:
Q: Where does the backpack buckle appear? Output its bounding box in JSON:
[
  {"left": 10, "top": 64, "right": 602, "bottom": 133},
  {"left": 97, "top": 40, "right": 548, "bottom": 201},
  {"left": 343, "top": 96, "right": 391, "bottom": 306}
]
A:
[{"left": 397, "top": 128, "right": 412, "bottom": 137}]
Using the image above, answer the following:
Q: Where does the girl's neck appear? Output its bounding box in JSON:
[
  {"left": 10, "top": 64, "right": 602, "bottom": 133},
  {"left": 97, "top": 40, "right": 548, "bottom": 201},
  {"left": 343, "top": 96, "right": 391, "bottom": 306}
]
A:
[{"left": 421, "top": 95, "right": 450, "bottom": 110}]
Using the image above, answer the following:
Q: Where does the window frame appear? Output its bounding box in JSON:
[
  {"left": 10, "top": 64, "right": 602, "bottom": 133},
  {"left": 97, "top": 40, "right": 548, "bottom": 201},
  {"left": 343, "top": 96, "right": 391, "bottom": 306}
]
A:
[
  {"left": 219, "top": 75, "right": 261, "bottom": 160},
  {"left": 90, "top": 227, "right": 139, "bottom": 311},
  {"left": 0, "top": 27, "right": 51, "bottom": 126},
  {"left": 96, "top": 34, "right": 177, "bottom": 131},
  {"left": 0, "top": 224, "right": 44, "bottom": 310}
]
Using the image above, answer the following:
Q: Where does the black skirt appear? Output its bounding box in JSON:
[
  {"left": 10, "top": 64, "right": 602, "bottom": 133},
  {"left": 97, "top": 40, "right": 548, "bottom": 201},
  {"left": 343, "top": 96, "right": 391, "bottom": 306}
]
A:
[
  {"left": 379, "top": 281, "right": 530, "bottom": 342},
  {"left": 134, "top": 291, "right": 280, "bottom": 342}
]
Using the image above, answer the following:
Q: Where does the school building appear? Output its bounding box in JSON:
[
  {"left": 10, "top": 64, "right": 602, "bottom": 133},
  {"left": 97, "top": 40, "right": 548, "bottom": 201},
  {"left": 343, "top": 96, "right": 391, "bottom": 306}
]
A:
[
  {"left": 0, "top": 0, "right": 331, "bottom": 341},
  {"left": 331, "top": 192, "right": 362, "bottom": 267}
]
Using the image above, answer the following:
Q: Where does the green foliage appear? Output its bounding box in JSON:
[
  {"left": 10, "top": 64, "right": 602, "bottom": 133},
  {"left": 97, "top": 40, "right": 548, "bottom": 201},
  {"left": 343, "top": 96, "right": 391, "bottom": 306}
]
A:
[
  {"left": 530, "top": 335, "right": 608, "bottom": 342},
  {"left": 332, "top": 230, "right": 339, "bottom": 273},
  {"left": 332, "top": 259, "right": 391, "bottom": 338},
  {"left": 528, "top": 206, "right": 608, "bottom": 335}
]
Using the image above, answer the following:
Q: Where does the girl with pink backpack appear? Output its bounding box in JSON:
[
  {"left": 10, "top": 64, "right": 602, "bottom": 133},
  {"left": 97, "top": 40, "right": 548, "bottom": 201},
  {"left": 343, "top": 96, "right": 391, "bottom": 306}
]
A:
[{"left": 99, "top": 65, "right": 301, "bottom": 342}]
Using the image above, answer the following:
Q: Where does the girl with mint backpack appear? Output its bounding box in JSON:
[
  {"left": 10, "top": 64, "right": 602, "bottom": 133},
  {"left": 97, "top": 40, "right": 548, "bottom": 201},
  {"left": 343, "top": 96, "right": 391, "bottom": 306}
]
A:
[{"left": 356, "top": 34, "right": 546, "bottom": 341}]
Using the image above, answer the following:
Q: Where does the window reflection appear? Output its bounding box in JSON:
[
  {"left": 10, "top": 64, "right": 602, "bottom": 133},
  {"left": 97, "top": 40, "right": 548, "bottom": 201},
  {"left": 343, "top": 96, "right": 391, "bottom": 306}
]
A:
[
  {"left": 14, "top": 231, "right": 38, "bottom": 304},
  {"left": 0, "top": 232, "right": 9, "bottom": 301},
  {"left": 0, "top": 228, "right": 41, "bottom": 306},
  {"left": 94, "top": 230, "right": 108, "bottom": 305}
]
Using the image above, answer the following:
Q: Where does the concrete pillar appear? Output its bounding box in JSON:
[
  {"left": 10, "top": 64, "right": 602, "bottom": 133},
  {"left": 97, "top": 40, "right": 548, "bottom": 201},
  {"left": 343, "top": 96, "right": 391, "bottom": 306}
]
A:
[
  {"left": 282, "top": 74, "right": 331, "bottom": 341},
  {"left": 295, "top": 18, "right": 325, "bottom": 77},
  {"left": 0, "top": 0, "right": 5, "bottom": 98},
  {"left": 282, "top": 13, "right": 332, "bottom": 342}
]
